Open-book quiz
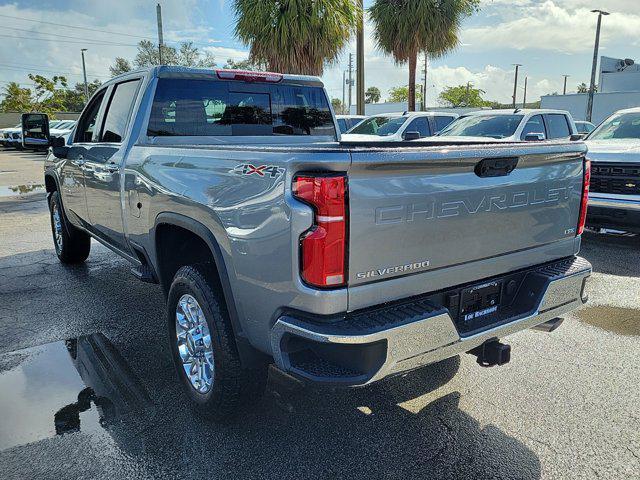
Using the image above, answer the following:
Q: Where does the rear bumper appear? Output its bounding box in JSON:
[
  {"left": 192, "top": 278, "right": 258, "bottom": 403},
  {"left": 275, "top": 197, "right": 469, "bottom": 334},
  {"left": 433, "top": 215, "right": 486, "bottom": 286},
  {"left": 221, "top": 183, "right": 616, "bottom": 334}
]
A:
[
  {"left": 588, "top": 194, "right": 640, "bottom": 233},
  {"left": 271, "top": 256, "right": 591, "bottom": 386}
]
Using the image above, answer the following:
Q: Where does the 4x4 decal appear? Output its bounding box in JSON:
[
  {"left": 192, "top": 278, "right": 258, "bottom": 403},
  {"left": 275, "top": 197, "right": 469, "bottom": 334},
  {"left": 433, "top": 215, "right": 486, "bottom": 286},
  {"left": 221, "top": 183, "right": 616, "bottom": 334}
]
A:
[{"left": 233, "top": 164, "right": 285, "bottom": 179}]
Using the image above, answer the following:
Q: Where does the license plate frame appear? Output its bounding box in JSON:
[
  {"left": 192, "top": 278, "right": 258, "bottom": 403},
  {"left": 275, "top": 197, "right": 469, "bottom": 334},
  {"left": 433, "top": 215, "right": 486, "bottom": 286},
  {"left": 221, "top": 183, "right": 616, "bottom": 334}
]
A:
[{"left": 459, "top": 281, "right": 503, "bottom": 324}]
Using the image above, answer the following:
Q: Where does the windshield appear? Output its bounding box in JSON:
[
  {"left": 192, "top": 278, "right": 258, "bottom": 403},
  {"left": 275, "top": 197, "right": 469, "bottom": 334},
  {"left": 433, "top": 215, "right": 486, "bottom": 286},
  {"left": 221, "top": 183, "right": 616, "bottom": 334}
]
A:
[
  {"left": 348, "top": 116, "right": 407, "bottom": 136},
  {"left": 439, "top": 114, "right": 524, "bottom": 139},
  {"left": 589, "top": 112, "right": 640, "bottom": 140}
]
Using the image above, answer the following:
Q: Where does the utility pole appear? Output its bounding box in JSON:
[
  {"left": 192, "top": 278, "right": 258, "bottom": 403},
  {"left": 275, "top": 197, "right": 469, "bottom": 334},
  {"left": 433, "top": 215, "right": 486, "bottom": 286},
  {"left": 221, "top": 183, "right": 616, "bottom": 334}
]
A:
[
  {"left": 80, "top": 48, "right": 89, "bottom": 103},
  {"left": 347, "top": 53, "right": 354, "bottom": 114},
  {"left": 562, "top": 75, "right": 570, "bottom": 95},
  {"left": 512, "top": 64, "right": 522, "bottom": 109},
  {"left": 356, "top": 0, "right": 365, "bottom": 115},
  {"left": 522, "top": 77, "right": 528, "bottom": 108},
  {"left": 587, "top": 9, "right": 609, "bottom": 122},
  {"left": 156, "top": 3, "right": 164, "bottom": 65},
  {"left": 422, "top": 53, "right": 428, "bottom": 111},
  {"left": 342, "top": 70, "right": 346, "bottom": 114},
  {"left": 465, "top": 82, "right": 471, "bottom": 107}
]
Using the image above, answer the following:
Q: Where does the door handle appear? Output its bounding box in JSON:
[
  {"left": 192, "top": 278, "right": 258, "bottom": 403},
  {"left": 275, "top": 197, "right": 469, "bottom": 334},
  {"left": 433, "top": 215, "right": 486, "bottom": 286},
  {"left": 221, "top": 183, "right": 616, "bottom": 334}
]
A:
[{"left": 475, "top": 157, "right": 519, "bottom": 178}]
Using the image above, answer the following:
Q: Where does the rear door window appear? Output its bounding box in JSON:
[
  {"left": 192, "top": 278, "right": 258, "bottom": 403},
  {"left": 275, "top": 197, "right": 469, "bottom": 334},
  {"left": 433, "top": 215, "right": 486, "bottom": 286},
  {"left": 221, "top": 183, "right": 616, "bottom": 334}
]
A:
[
  {"left": 520, "top": 115, "right": 546, "bottom": 140},
  {"left": 148, "top": 78, "right": 335, "bottom": 137},
  {"left": 545, "top": 114, "right": 571, "bottom": 139},
  {"left": 100, "top": 80, "right": 141, "bottom": 143},
  {"left": 406, "top": 117, "right": 430, "bottom": 137}
]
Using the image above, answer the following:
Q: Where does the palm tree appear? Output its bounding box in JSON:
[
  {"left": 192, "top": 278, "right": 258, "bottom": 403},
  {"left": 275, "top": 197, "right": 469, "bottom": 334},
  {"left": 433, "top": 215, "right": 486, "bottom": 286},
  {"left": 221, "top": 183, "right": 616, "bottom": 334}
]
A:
[
  {"left": 232, "top": 0, "right": 360, "bottom": 76},
  {"left": 369, "top": 0, "right": 479, "bottom": 111},
  {"left": 365, "top": 86, "right": 381, "bottom": 103}
]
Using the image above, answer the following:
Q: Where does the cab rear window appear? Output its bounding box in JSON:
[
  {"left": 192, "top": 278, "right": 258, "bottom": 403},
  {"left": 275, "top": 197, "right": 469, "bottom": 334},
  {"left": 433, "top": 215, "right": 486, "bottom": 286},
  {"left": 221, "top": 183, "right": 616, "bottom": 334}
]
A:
[{"left": 147, "top": 78, "right": 335, "bottom": 137}]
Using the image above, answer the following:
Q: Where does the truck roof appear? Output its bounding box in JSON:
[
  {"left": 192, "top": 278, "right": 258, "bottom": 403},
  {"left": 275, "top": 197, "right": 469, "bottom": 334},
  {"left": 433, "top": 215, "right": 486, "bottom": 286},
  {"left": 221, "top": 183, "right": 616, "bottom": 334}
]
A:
[{"left": 107, "top": 65, "right": 324, "bottom": 88}]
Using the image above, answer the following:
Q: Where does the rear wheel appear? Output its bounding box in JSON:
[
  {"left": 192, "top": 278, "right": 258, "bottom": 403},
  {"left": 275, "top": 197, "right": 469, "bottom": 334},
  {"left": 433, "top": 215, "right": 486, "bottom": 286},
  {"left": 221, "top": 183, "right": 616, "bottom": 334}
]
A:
[
  {"left": 49, "top": 191, "right": 91, "bottom": 264},
  {"left": 167, "top": 265, "right": 266, "bottom": 417}
]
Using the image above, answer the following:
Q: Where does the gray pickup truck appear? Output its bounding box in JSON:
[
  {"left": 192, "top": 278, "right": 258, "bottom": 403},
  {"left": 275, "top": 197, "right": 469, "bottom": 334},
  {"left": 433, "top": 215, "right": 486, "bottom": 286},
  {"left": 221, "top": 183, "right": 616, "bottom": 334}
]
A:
[{"left": 24, "top": 66, "right": 592, "bottom": 417}]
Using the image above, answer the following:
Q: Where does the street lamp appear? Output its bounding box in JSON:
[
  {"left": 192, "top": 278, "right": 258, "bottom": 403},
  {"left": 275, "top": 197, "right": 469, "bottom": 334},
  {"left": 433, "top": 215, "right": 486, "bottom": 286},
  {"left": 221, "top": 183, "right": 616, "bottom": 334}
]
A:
[
  {"left": 586, "top": 9, "right": 609, "bottom": 122},
  {"left": 80, "top": 48, "right": 89, "bottom": 103},
  {"left": 512, "top": 64, "right": 522, "bottom": 109}
]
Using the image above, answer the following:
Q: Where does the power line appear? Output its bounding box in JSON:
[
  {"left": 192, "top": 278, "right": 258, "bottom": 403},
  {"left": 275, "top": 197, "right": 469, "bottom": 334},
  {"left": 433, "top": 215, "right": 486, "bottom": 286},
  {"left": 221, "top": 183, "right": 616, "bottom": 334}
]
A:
[
  {"left": 0, "top": 63, "right": 109, "bottom": 80},
  {"left": 0, "top": 26, "right": 141, "bottom": 47},
  {"left": 0, "top": 33, "right": 138, "bottom": 47}
]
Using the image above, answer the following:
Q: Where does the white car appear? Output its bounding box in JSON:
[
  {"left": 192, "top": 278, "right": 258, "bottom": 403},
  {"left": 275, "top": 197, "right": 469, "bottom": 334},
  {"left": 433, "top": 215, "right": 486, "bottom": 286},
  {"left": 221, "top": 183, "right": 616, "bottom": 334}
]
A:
[
  {"left": 341, "top": 111, "right": 458, "bottom": 142},
  {"left": 3, "top": 126, "right": 23, "bottom": 149},
  {"left": 437, "top": 109, "right": 578, "bottom": 142},
  {"left": 0, "top": 124, "right": 21, "bottom": 147},
  {"left": 49, "top": 120, "right": 77, "bottom": 139}
]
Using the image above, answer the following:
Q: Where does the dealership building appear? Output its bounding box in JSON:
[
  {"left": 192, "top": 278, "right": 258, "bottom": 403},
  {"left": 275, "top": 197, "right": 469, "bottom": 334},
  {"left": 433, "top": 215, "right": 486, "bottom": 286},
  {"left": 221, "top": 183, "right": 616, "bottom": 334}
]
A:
[{"left": 541, "top": 56, "right": 640, "bottom": 124}]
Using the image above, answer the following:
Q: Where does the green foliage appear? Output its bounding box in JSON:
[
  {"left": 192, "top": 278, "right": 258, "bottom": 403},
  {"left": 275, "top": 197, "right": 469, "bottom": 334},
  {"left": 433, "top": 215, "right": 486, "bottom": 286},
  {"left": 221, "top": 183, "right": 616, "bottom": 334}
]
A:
[
  {"left": 109, "top": 40, "right": 216, "bottom": 77},
  {"left": 0, "top": 82, "right": 32, "bottom": 113},
  {"left": 368, "top": 0, "right": 480, "bottom": 111},
  {"left": 438, "top": 84, "right": 487, "bottom": 107},
  {"left": 388, "top": 85, "right": 423, "bottom": 104},
  {"left": 365, "top": 86, "right": 381, "bottom": 103},
  {"left": 0, "top": 76, "right": 102, "bottom": 114},
  {"left": 331, "top": 98, "right": 345, "bottom": 114},
  {"left": 232, "top": 0, "right": 360, "bottom": 75},
  {"left": 223, "top": 58, "right": 263, "bottom": 70}
]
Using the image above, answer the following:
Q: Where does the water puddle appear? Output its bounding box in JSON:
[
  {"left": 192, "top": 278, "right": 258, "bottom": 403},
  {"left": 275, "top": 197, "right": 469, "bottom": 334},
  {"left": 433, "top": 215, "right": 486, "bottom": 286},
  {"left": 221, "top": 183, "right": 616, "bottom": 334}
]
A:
[
  {"left": 575, "top": 306, "right": 640, "bottom": 337},
  {"left": 0, "top": 334, "right": 151, "bottom": 451},
  {"left": 0, "top": 183, "right": 45, "bottom": 197}
]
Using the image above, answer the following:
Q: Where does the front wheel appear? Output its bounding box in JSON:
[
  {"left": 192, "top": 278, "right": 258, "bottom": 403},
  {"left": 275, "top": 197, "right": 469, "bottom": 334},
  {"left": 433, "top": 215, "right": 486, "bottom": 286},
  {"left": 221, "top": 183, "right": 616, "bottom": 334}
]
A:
[
  {"left": 167, "top": 266, "right": 266, "bottom": 417},
  {"left": 49, "top": 191, "right": 91, "bottom": 264}
]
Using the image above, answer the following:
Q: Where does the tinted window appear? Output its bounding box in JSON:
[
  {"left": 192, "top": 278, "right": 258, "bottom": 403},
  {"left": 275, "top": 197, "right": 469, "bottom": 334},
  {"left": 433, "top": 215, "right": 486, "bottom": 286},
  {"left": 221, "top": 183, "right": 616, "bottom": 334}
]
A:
[
  {"left": 520, "top": 115, "right": 546, "bottom": 140},
  {"left": 75, "top": 90, "right": 106, "bottom": 143},
  {"left": 100, "top": 80, "right": 140, "bottom": 142},
  {"left": 147, "top": 78, "right": 335, "bottom": 137},
  {"left": 589, "top": 112, "right": 640, "bottom": 140},
  {"left": 545, "top": 114, "right": 571, "bottom": 139},
  {"left": 434, "top": 116, "right": 455, "bottom": 132},
  {"left": 349, "top": 116, "right": 407, "bottom": 136},
  {"left": 439, "top": 115, "right": 524, "bottom": 139},
  {"left": 337, "top": 119, "right": 347, "bottom": 133},
  {"left": 406, "top": 117, "right": 430, "bottom": 137}
]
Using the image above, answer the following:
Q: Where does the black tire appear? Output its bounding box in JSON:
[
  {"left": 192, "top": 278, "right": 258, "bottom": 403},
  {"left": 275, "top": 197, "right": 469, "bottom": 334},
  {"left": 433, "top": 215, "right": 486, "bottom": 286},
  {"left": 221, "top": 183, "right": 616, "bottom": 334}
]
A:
[
  {"left": 167, "top": 265, "right": 266, "bottom": 417},
  {"left": 49, "top": 191, "right": 91, "bottom": 264}
]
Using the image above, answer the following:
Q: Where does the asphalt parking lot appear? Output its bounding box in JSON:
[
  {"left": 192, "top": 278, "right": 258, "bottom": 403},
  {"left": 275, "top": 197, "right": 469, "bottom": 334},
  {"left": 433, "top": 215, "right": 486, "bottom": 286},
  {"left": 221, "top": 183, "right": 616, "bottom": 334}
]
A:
[{"left": 0, "top": 148, "right": 638, "bottom": 480}]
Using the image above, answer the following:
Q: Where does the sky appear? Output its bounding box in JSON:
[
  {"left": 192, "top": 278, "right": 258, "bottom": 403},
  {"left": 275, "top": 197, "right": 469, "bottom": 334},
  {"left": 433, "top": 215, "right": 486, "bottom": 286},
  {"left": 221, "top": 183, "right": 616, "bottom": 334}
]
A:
[{"left": 0, "top": 0, "right": 639, "bottom": 106}]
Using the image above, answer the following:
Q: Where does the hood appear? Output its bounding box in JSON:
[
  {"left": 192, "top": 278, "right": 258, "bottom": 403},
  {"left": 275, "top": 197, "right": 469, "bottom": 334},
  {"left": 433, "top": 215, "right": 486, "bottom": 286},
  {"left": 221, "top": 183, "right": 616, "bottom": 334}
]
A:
[
  {"left": 586, "top": 139, "right": 640, "bottom": 153},
  {"left": 340, "top": 133, "right": 397, "bottom": 142}
]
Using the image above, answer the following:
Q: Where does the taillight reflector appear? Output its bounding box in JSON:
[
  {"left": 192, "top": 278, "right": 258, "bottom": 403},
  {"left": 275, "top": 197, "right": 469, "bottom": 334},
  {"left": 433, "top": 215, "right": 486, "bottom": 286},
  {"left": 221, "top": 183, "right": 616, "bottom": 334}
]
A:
[
  {"left": 578, "top": 159, "right": 591, "bottom": 235},
  {"left": 293, "top": 175, "right": 347, "bottom": 288},
  {"left": 215, "top": 69, "right": 283, "bottom": 83}
]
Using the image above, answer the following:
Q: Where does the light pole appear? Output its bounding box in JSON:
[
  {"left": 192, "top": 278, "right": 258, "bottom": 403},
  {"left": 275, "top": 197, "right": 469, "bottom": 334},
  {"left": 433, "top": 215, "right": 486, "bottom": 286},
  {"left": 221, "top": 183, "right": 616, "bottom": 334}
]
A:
[
  {"left": 356, "top": 0, "right": 365, "bottom": 115},
  {"left": 586, "top": 9, "right": 609, "bottom": 122},
  {"left": 80, "top": 48, "right": 89, "bottom": 103},
  {"left": 512, "top": 64, "right": 522, "bottom": 109},
  {"left": 522, "top": 77, "right": 528, "bottom": 108},
  {"left": 156, "top": 3, "right": 164, "bottom": 65},
  {"left": 562, "top": 75, "right": 570, "bottom": 95}
]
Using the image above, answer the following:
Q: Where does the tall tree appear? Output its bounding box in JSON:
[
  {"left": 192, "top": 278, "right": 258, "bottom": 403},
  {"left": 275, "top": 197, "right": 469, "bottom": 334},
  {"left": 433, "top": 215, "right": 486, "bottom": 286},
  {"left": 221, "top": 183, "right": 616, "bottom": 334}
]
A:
[
  {"left": 388, "top": 85, "right": 423, "bottom": 104},
  {"left": 369, "top": 0, "right": 479, "bottom": 111},
  {"left": 0, "top": 82, "right": 32, "bottom": 112},
  {"left": 331, "top": 98, "right": 345, "bottom": 114},
  {"left": 232, "top": 0, "right": 360, "bottom": 76},
  {"left": 439, "top": 84, "right": 487, "bottom": 107},
  {"left": 110, "top": 57, "right": 133, "bottom": 77},
  {"left": 365, "top": 86, "right": 381, "bottom": 103}
]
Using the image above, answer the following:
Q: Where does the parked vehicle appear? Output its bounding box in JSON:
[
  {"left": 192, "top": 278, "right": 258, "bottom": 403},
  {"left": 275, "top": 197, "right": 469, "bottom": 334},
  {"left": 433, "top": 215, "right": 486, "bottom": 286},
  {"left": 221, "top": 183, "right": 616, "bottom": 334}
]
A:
[
  {"left": 584, "top": 107, "right": 640, "bottom": 233},
  {"left": 0, "top": 124, "right": 20, "bottom": 147},
  {"left": 336, "top": 114, "right": 366, "bottom": 133},
  {"left": 437, "top": 109, "right": 578, "bottom": 142},
  {"left": 1, "top": 125, "right": 23, "bottom": 149},
  {"left": 575, "top": 121, "right": 596, "bottom": 135},
  {"left": 341, "top": 111, "right": 458, "bottom": 141},
  {"left": 25, "top": 66, "right": 591, "bottom": 417}
]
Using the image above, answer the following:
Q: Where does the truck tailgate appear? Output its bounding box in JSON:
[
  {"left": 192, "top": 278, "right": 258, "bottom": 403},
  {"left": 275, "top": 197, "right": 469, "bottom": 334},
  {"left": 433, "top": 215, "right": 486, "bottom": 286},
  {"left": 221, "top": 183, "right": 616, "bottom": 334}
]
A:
[{"left": 347, "top": 143, "right": 586, "bottom": 303}]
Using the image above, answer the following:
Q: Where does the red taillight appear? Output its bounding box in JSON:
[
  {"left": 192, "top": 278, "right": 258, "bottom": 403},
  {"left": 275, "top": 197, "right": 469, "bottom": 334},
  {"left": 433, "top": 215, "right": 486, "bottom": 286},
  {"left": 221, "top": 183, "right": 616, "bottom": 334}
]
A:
[
  {"left": 215, "top": 69, "right": 283, "bottom": 83},
  {"left": 293, "top": 175, "right": 347, "bottom": 288},
  {"left": 578, "top": 158, "right": 591, "bottom": 235}
]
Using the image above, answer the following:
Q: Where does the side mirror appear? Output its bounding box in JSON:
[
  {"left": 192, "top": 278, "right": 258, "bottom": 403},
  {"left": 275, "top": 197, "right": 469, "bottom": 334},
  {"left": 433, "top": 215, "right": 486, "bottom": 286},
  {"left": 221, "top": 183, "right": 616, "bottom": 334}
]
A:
[
  {"left": 524, "top": 133, "right": 545, "bottom": 142},
  {"left": 21, "top": 113, "right": 50, "bottom": 149},
  {"left": 403, "top": 131, "right": 421, "bottom": 141},
  {"left": 51, "top": 136, "right": 69, "bottom": 159},
  {"left": 570, "top": 133, "right": 586, "bottom": 141}
]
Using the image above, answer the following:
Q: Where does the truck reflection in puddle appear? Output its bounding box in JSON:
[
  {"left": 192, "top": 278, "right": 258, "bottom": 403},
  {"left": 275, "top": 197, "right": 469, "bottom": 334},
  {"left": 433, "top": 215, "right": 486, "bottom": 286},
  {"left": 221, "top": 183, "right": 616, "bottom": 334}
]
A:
[{"left": 0, "top": 334, "right": 152, "bottom": 450}]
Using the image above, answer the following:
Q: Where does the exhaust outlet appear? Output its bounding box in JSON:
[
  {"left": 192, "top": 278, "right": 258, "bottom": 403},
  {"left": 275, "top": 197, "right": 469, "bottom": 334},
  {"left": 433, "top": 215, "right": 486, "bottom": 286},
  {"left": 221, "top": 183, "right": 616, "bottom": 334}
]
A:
[
  {"left": 532, "top": 317, "right": 564, "bottom": 333},
  {"left": 468, "top": 340, "right": 511, "bottom": 367}
]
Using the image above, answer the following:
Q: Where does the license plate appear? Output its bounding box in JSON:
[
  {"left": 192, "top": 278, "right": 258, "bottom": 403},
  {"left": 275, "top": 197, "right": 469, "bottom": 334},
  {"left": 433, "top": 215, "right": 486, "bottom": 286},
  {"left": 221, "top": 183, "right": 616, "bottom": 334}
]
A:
[{"left": 460, "top": 281, "right": 502, "bottom": 323}]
